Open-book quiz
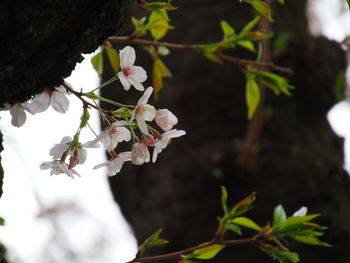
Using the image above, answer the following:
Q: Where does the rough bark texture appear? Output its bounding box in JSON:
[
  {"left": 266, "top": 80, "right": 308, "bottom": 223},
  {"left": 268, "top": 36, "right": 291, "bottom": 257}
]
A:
[
  {"left": 0, "top": 0, "right": 126, "bottom": 106},
  {"left": 104, "top": 1, "right": 350, "bottom": 262},
  {"left": 0, "top": 1, "right": 126, "bottom": 261}
]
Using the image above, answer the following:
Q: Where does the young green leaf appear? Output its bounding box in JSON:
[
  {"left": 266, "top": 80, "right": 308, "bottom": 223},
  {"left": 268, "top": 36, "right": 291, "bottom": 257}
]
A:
[
  {"left": 290, "top": 235, "right": 332, "bottom": 247},
  {"left": 226, "top": 224, "right": 242, "bottom": 235},
  {"left": 250, "top": 0, "right": 273, "bottom": 22},
  {"left": 277, "top": 0, "right": 285, "bottom": 3},
  {"left": 148, "top": 11, "right": 173, "bottom": 40},
  {"left": 188, "top": 244, "right": 226, "bottom": 260},
  {"left": 153, "top": 57, "right": 172, "bottom": 95},
  {"left": 231, "top": 217, "right": 262, "bottom": 231},
  {"left": 91, "top": 51, "right": 103, "bottom": 76},
  {"left": 238, "top": 16, "right": 260, "bottom": 38},
  {"left": 254, "top": 70, "right": 294, "bottom": 96},
  {"left": 264, "top": 246, "right": 299, "bottom": 263},
  {"left": 273, "top": 204, "right": 287, "bottom": 225},
  {"left": 0, "top": 217, "right": 5, "bottom": 225},
  {"left": 105, "top": 47, "right": 120, "bottom": 73},
  {"left": 220, "top": 20, "right": 235, "bottom": 37},
  {"left": 347, "top": 0, "right": 350, "bottom": 10},
  {"left": 246, "top": 73, "right": 260, "bottom": 119},
  {"left": 230, "top": 192, "right": 256, "bottom": 217},
  {"left": 237, "top": 40, "right": 255, "bottom": 52},
  {"left": 141, "top": 229, "right": 169, "bottom": 249},
  {"left": 221, "top": 186, "right": 228, "bottom": 213}
]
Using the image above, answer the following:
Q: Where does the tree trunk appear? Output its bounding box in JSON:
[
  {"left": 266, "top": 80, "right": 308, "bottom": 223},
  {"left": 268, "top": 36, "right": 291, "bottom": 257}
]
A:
[{"left": 105, "top": 1, "right": 350, "bottom": 262}]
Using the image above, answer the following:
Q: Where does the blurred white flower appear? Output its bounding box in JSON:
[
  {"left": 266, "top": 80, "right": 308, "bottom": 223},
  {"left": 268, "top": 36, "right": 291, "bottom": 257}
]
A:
[
  {"left": 131, "top": 87, "right": 157, "bottom": 135},
  {"left": 155, "top": 109, "right": 178, "bottom": 131},
  {"left": 50, "top": 136, "right": 100, "bottom": 165},
  {"left": 152, "top": 129, "right": 186, "bottom": 162},
  {"left": 87, "top": 121, "right": 131, "bottom": 152},
  {"left": 131, "top": 142, "right": 150, "bottom": 165},
  {"left": 40, "top": 160, "right": 80, "bottom": 178},
  {"left": 293, "top": 206, "right": 308, "bottom": 217},
  {"left": 117, "top": 46, "right": 147, "bottom": 91},
  {"left": 30, "top": 86, "right": 70, "bottom": 114},
  {"left": 94, "top": 152, "right": 131, "bottom": 176}
]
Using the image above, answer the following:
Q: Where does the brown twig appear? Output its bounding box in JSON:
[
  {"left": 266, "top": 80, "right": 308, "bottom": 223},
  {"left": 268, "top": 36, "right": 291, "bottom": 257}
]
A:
[
  {"left": 107, "top": 36, "right": 292, "bottom": 75},
  {"left": 133, "top": 235, "right": 260, "bottom": 263},
  {"left": 237, "top": 0, "right": 274, "bottom": 170}
]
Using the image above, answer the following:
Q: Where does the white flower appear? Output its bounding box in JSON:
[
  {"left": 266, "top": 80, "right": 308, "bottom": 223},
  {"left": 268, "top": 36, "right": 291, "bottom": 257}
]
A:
[
  {"left": 49, "top": 136, "right": 99, "bottom": 165},
  {"left": 155, "top": 109, "right": 178, "bottom": 131},
  {"left": 117, "top": 46, "right": 147, "bottom": 91},
  {"left": 152, "top": 129, "right": 186, "bottom": 163},
  {"left": 293, "top": 206, "right": 308, "bottom": 217},
  {"left": 131, "top": 142, "right": 150, "bottom": 165},
  {"left": 30, "top": 86, "right": 69, "bottom": 114},
  {"left": 40, "top": 160, "right": 80, "bottom": 178},
  {"left": 131, "top": 87, "right": 157, "bottom": 135},
  {"left": 2, "top": 102, "right": 31, "bottom": 127},
  {"left": 87, "top": 121, "right": 131, "bottom": 152},
  {"left": 94, "top": 152, "right": 131, "bottom": 176}
]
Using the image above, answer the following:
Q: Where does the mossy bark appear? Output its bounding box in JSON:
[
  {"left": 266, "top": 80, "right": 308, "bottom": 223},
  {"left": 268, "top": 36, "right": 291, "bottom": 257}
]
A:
[{"left": 104, "top": 1, "right": 350, "bottom": 262}]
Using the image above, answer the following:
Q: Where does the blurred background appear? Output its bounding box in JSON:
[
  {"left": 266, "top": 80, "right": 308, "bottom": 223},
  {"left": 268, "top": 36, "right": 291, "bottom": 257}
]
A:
[{"left": 1, "top": 0, "right": 350, "bottom": 262}]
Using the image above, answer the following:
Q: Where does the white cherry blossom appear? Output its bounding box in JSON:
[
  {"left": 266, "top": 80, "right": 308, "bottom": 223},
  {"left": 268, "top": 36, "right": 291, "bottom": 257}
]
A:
[
  {"left": 49, "top": 136, "right": 99, "bottom": 165},
  {"left": 131, "top": 87, "right": 157, "bottom": 135},
  {"left": 2, "top": 102, "right": 31, "bottom": 127},
  {"left": 30, "top": 86, "right": 70, "bottom": 114},
  {"left": 152, "top": 129, "right": 186, "bottom": 163},
  {"left": 87, "top": 121, "right": 131, "bottom": 152},
  {"left": 293, "top": 206, "right": 308, "bottom": 217},
  {"left": 117, "top": 46, "right": 147, "bottom": 91},
  {"left": 93, "top": 152, "right": 131, "bottom": 176},
  {"left": 155, "top": 109, "right": 178, "bottom": 131},
  {"left": 40, "top": 160, "right": 80, "bottom": 178},
  {"left": 131, "top": 142, "right": 150, "bottom": 165}
]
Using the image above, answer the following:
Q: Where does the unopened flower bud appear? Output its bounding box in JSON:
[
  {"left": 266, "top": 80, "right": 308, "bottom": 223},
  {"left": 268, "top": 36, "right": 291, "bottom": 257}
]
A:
[{"left": 142, "top": 135, "right": 155, "bottom": 147}]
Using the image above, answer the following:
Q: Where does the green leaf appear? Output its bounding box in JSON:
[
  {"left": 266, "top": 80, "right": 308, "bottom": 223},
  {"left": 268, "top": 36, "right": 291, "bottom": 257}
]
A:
[
  {"left": 290, "top": 235, "right": 332, "bottom": 247},
  {"left": 153, "top": 57, "right": 172, "bottom": 96},
  {"left": 221, "top": 186, "right": 228, "bottom": 213},
  {"left": 148, "top": 11, "right": 172, "bottom": 40},
  {"left": 238, "top": 16, "right": 260, "bottom": 38},
  {"left": 254, "top": 70, "right": 294, "bottom": 96},
  {"left": 105, "top": 47, "right": 120, "bottom": 73},
  {"left": 0, "top": 217, "right": 5, "bottom": 226},
  {"left": 230, "top": 192, "right": 256, "bottom": 217},
  {"left": 226, "top": 224, "right": 242, "bottom": 235},
  {"left": 91, "top": 52, "right": 103, "bottom": 76},
  {"left": 80, "top": 108, "right": 90, "bottom": 128},
  {"left": 277, "top": 0, "right": 285, "bottom": 3},
  {"left": 188, "top": 244, "right": 226, "bottom": 260},
  {"left": 273, "top": 204, "right": 287, "bottom": 225},
  {"left": 347, "top": 0, "right": 350, "bottom": 10},
  {"left": 141, "top": 229, "right": 169, "bottom": 249},
  {"left": 264, "top": 246, "right": 299, "bottom": 263},
  {"left": 146, "top": 1, "right": 178, "bottom": 13},
  {"left": 273, "top": 32, "right": 290, "bottom": 56},
  {"left": 202, "top": 52, "right": 223, "bottom": 64},
  {"left": 273, "top": 214, "right": 320, "bottom": 235},
  {"left": 231, "top": 217, "right": 262, "bottom": 231},
  {"left": 220, "top": 20, "right": 235, "bottom": 37},
  {"left": 237, "top": 40, "right": 255, "bottom": 52},
  {"left": 246, "top": 74, "right": 260, "bottom": 119},
  {"left": 251, "top": 0, "right": 273, "bottom": 22},
  {"left": 158, "top": 46, "right": 170, "bottom": 56}
]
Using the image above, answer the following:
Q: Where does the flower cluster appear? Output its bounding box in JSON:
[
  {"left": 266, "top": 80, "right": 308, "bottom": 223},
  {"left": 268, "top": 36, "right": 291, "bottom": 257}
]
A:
[
  {"left": 1, "top": 85, "right": 70, "bottom": 127},
  {"left": 3, "top": 45, "right": 185, "bottom": 178}
]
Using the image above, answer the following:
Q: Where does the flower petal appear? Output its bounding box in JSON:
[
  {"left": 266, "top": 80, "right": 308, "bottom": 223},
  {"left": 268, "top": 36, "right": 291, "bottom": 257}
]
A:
[
  {"left": 129, "top": 78, "right": 145, "bottom": 91},
  {"left": 142, "top": 104, "right": 157, "bottom": 121},
  {"left": 120, "top": 46, "right": 136, "bottom": 69},
  {"left": 129, "top": 66, "right": 147, "bottom": 82},
  {"left": 118, "top": 71, "right": 132, "bottom": 91},
  {"left": 51, "top": 90, "right": 69, "bottom": 113},
  {"left": 155, "top": 109, "right": 178, "bottom": 131},
  {"left": 293, "top": 206, "right": 308, "bottom": 217},
  {"left": 137, "top": 87, "right": 153, "bottom": 106},
  {"left": 136, "top": 114, "right": 149, "bottom": 135},
  {"left": 93, "top": 161, "right": 110, "bottom": 170},
  {"left": 131, "top": 143, "right": 150, "bottom": 165},
  {"left": 30, "top": 92, "right": 51, "bottom": 114}
]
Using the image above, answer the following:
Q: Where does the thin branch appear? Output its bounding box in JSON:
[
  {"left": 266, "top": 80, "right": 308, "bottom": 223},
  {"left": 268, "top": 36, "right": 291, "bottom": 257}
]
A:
[
  {"left": 107, "top": 36, "right": 292, "bottom": 75},
  {"left": 133, "top": 236, "right": 259, "bottom": 263}
]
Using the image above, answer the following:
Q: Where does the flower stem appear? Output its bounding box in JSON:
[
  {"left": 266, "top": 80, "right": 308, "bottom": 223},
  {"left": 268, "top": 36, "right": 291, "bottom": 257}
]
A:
[{"left": 90, "top": 75, "right": 119, "bottom": 93}]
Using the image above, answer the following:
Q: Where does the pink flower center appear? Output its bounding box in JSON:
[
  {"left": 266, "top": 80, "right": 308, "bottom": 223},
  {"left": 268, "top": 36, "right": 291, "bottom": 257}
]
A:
[
  {"left": 123, "top": 67, "right": 134, "bottom": 77},
  {"left": 109, "top": 126, "right": 120, "bottom": 138}
]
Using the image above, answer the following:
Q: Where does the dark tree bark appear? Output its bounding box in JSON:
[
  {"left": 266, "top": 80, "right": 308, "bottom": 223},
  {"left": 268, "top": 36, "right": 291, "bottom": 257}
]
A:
[
  {"left": 0, "top": 0, "right": 126, "bottom": 261},
  {"left": 104, "top": 1, "right": 350, "bottom": 263}
]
